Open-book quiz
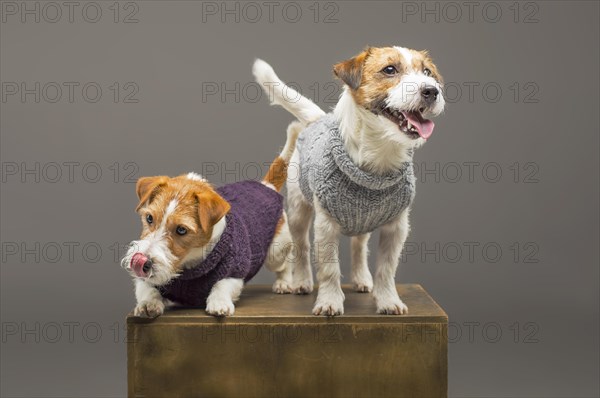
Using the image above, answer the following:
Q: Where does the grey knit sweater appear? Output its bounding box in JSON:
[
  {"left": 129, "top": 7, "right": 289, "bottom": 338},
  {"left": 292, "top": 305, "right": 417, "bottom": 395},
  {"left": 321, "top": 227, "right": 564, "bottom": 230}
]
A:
[{"left": 297, "top": 114, "right": 415, "bottom": 236}]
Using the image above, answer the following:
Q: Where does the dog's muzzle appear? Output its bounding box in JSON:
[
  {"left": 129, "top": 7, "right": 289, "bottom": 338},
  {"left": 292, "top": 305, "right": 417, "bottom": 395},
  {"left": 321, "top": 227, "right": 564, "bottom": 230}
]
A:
[
  {"left": 131, "top": 253, "right": 153, "bottom": 278},
  {"left": 421, "top": 85, "right": 439, "bottom": 105}
]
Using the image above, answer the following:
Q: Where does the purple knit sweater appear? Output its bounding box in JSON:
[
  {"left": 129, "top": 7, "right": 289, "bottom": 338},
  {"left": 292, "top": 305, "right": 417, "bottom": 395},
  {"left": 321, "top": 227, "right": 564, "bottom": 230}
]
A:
[{"left": 158, "top": 180, "right": 283, "bottom": 306}]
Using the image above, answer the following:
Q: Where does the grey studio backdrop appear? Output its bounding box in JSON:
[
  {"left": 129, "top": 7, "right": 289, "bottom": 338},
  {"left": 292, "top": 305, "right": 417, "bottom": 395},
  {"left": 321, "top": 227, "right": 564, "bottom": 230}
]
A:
[{"left": 0, "top": 1, "right": 598, "bottom": 397}]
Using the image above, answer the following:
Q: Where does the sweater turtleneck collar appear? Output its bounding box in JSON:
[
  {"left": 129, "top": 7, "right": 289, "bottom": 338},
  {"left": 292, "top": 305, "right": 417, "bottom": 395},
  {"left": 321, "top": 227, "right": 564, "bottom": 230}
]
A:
[
  {"left": 327, "top": 124, "right": 413, "bottom": 191},
  {"left": 176, "top": 214, "right": 236, "bottom": 281}
]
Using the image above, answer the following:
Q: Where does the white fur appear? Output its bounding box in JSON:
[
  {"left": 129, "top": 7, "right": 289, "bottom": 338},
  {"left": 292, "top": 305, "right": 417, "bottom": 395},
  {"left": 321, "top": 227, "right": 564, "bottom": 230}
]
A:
[
  {"left": 186, "top": 172, "right": 206, "bottom": 181},
  {"left": 386, "top": 72, "right": 445, "bottom": 117},
  {"left": 263, "top": 212, "right": 294, "bottom": 294},
  {"left": 280, "top": 121, "right": 302, "bottom": 161},
  {"left": 351, "top": 233, "right": 372, "bottom": 292},
  {"left": 311, "top": 199, "right": 345, "bottom": 316},
  {"left": 372, "top": 210, "right": 410, "bottom": 314},
  {"left": 286, "top": 149, "right": 314, "bottom": 294},
  {"left": 123, "top": 233, "right": 178, "bottom": 287},
  {"left": 163, "top": 199, "right": 178, "bottom": 223},
  {"left": 388, "top": 47, "right": 445, "bottom": 118},
  {"left": 334, "top": 88, "right": 417, "bottom": 174},
  {"left": 205, "top": 278, "right": 244, "bottom": 316},
  {"left": 395, "top": 46, "right": 414, "bottom": 65},
  {"left": 253, "top": 59, "right": 325, "bottom": 126},
  {"left": 133, "top": 278, "right": 166, "bottom": 318}
]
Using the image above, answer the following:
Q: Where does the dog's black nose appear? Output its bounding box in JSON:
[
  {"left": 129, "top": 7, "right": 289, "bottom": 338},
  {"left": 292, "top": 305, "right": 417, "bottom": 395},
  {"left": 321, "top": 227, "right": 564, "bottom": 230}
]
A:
[
  {"left": 142, "top": 259, "right": 153, "bottom": 274},
  {"left": 421, "top": 86, "right": 439, "bottom": 104}
]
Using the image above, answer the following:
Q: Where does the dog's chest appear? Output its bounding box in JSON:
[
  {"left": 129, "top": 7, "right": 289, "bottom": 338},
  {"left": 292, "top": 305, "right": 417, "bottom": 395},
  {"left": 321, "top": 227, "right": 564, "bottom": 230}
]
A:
[
  {"left": 297, "top": 115, "right": 415, "bottom": 236},
  {"left": 316, "top": 173, "right": 414, "bottom": 235}
]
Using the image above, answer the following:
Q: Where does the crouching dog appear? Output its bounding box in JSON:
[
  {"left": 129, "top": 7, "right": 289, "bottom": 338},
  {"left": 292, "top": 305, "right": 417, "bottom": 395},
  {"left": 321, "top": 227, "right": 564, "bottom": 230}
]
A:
[{"left": 121, "top": 123, "right": 301, "bottom": 317}]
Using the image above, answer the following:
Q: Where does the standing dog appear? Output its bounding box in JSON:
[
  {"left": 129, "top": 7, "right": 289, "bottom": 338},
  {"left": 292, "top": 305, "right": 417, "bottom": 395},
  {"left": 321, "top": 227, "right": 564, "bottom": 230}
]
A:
[
  {"left": 253, "top": 46, "right": 445, "bottom": 316},
  {"left": 121, "top": 123, "right": 301, "bottom": 317}
]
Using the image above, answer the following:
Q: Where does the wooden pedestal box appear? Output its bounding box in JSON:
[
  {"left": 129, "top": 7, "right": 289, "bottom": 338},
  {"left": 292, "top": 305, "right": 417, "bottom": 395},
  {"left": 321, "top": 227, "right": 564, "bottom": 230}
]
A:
[{"left": 127, "top": 284, "right": 447, "bottom": 397}]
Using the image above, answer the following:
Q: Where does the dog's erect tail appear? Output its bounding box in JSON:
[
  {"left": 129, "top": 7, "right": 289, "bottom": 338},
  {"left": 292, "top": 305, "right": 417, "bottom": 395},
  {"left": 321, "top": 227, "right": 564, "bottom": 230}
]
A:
[
  {"left": 253, "top": 59, "right": 326, "bottom": 126},
  {"left": 262, "top": 121, "right": 301, "bottom": 192}
]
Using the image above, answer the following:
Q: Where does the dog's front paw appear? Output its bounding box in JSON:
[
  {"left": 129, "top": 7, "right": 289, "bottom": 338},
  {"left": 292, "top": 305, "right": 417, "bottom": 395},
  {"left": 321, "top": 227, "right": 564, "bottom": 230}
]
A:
[
  {"left": 293, "top": 279, "right": 314, "bottom": 295},
  {"left": 206, "top": 297, "right": 235, "bottom": 317},
  {"left": 272, "top": 279, "right": 293, "bottom": 294},
  {"left": 353, "top": 282, "right": 373, "bottom": 293},
  {"left": 134, "top": 300, "right": 165, "bottom": 318},
  {"left": 376, "top": 298, "right": 408, "bottom": 315},
  {"left": 312, "top": 301, "right": 344, "bottom": 316},
  {"left": 352, "top": 270, "right": 373, "bottom": 293},
  {"left": 312, "top": 292, "right": 344, "bottom": 316}
]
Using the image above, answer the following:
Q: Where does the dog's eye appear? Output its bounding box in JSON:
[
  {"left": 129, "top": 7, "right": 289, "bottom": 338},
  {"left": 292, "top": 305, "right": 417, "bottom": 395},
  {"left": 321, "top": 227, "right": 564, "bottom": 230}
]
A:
[
  {"left": 423, "top": 68, "right": 432, "bottom": 77},
  {"left": 176, "top": 226, "right": 187, "bottom": 236},
  {"left": 381, "top": 65, "right": 398, "bottom": 75},
  {"left": 146, "top": 214, "right": 153, "bottom": 224}
]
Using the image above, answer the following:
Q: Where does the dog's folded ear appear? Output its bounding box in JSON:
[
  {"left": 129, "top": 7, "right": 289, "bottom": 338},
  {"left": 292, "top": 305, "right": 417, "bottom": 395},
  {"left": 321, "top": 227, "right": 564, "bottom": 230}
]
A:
[
  {"left": 135, "top": 176, "right": 169, "bottom": 211},
  {"left": 195, "top": 190, "right": 231, "bottom": 234},
  {"left": 333, "top": 48, "right": 371, "bottom": 91}
]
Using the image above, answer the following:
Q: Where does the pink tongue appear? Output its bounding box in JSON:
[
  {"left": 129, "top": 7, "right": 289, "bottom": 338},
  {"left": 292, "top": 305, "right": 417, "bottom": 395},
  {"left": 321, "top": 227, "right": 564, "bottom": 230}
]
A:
[
  {"left": 402, "top": 111, "right": 435, "bottom": 139},
  {"left": 131, "top": 253, "right": 148, "bottom": 277}
]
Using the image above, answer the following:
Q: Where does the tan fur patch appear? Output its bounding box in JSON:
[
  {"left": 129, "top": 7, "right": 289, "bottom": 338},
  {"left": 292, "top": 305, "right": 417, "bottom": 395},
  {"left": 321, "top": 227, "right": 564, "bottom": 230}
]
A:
[
  {"left": 136, "top": 175, "right": 230, "bottom": 273},
  {"left": 351, "top": 47, "right": 404, "bottom": 111},
  {"left": 333, "top": 50, "right": 370, "bottom": 90},
  {"left": 263, "top": 156, "right": 288, "bottom": 191},
  {"left": 334, "top": 46, "right": 443, "bottom": 111},
  {"left": 274, "top": 213, "right": 286, "bottom": 235},
  {"left": 135, "top": 176, "right": 169, "bottom": 211}
]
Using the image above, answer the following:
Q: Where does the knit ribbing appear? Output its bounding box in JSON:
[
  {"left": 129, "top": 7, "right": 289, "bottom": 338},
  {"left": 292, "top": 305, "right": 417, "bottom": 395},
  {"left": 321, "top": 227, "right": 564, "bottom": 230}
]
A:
[
  {"left": 297, "top": 114, "right": 415, "bottom": 236},
  {"left": 158, "top": 180, "right": 283, "bottom": 306}
]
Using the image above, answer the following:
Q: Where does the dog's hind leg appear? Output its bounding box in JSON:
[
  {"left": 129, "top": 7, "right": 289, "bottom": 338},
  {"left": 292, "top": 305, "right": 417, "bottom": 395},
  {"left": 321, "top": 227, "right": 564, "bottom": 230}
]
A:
[
  {"left": 286, "top": 156, "right": 315, "bottom": 294},
  {"left": 351, "top": 233, "right": 373, "bottom": 292},
  {"left": 264, "top": 212, "right": 294, "bottom": 294}
]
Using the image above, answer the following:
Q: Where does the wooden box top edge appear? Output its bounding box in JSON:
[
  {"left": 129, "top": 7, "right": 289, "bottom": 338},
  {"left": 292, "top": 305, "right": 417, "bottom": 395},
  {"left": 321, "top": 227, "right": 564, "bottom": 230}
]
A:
[{"left": 127, "top": 284, "right": 447, "bottom": 325}]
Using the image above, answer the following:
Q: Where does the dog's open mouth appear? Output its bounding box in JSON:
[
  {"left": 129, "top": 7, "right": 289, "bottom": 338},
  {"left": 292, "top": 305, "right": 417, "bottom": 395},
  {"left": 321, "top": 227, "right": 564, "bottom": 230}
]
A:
[{"left": 382, "top": 108, "right": 435, "bottom": 140}]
